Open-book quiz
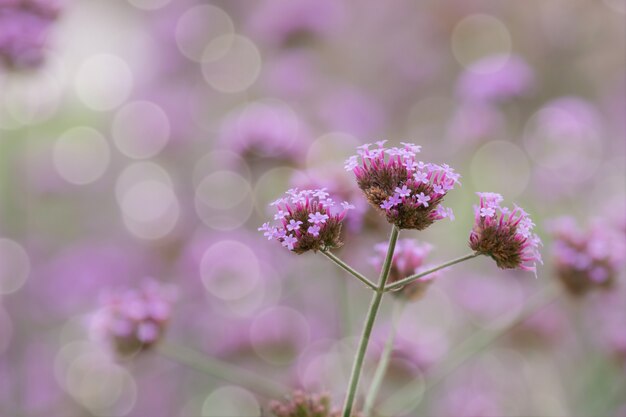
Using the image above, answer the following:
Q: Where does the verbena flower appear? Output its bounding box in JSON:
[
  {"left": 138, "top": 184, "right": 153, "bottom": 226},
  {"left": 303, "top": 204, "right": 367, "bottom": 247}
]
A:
[
  {"left": 0, "top": 0, "right": 61, "bottom": 69},
  {"left": 469, "top": 192, "right": 542, "bottom": 273},
  {"left": 370, "top": 239, "right": 439, "bottom": 301},
  {"left": 269, "top": 391, "right": 361, "bottom": 417},
  {"left": 345, "top": 141, "right": 459, "bottom": 230},
  {"left": 90, "top": 280, "right": 176, "bottom": 356},
  {"left": 260, "top": 188, "right": 354, "bottom": 254},
  {"left": 456, "top": 54, "right": 534, "bottom": 103},
  {"left": 548, "top": 217, "right": 626, "bottom": 296}
]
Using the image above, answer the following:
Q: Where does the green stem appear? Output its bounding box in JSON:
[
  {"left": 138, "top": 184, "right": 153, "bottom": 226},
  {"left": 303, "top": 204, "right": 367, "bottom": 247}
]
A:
[
  {"left": 322, "top": 249, "right": 378, "bottom": 291},
  {"left": 384, "top": 252, "right": 479, "bottom": 292},
  {"left": 378, "top": 285, "right": 561, "bottom": 415},
  {"left": 341, "top": 226, "right": 399, "bottom": 417},
  {"left": 362, "top": 301, "right": 405, "bottom": 417},
  {"left": 156, "top": 342, "right": 286, "bottom": 399}
]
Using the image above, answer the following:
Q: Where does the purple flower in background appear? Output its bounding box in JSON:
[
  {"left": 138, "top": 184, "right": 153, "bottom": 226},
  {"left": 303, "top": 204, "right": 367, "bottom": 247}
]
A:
[
  {"left": 90, "top": 280, "right": 176, "bottom": 356},
  {"left": 269, "top": 390, "right": 356, "bottom": 417},
  {"left": 548, "top": 217, "right": 626, "bottom": 296},
  {"left": 469, "top": 192, "right": 542, "bottom": 273},
  {"left": 370, "top": 239, "right": 439, "bottom": 301},
  {"left": 218, "top": 101, "right": 312, "bottom": 163},
  {"left": 346, "top": 141, "right": 459, "bottom": 230},
  {"left": 457, "top": 54, "right": 535, "bottom": 103},
  {"left": 0, "top": 0, "right": 61, "bottom": 69},
  {"left": 260, "top": 188, "right": 354, "bottom": 254},
  {"left": 247, "top": 0, "right": 345, "bottom": 48}
]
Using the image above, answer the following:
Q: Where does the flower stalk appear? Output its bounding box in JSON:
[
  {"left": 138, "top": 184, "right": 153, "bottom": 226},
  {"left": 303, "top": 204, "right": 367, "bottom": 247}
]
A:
[
  {"left": 321, "top": 249, "right": 378, "bottom": 291},
  {"left": 384, "top": 252, "right": 479, "bottom": 292},
  {"left": 362, "top": 300, "right": 405, "bottom": 416},
  {"left": 341, "top": 225, "right": 399, "bottom": 417}
]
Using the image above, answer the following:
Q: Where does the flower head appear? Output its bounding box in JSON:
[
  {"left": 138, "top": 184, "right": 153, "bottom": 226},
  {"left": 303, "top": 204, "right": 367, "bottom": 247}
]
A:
[
  {"left": 345, "top": 142, "right": 460, "bottom": 230},
  {"left": 260, "top": 188, "right": 354, "bottom": 254},
  {"left": 370, "top": 239, "right": 439, "bottom": 301},
  {"left": 0, "top": 0, "right": 61, "bottom": 69},
  {"left": 90, "top": 280, "right": 176, "bottom": 356},
  {"left": 269, "top": 391, "right": 361, "bottom": 417},
  {"left": 469, "top": 192, "right": 542, "bottom": 273},
  {"left": 548, "top": 217, "right": 626, "bottom": 296}
]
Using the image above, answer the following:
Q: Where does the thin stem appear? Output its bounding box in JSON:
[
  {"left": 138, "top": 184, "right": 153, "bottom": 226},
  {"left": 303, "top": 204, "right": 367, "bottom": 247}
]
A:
[
  {"left": 156, "top": 342, "right": 286, "bottom": 399},
  {"left": 341, "top": 225, "right": 400, "bottom": 417},
  {"left": 322, "top": 249, "right": 378, "bottom": 291},
  {"left": 362, "top": 301, "right": 405, "bottom": 416},
  {"left": 384, "top": 252, "right": 479, "bottom": 292},
  {"left": 378, "top": 284, "right": 561, "bottom": 415}
]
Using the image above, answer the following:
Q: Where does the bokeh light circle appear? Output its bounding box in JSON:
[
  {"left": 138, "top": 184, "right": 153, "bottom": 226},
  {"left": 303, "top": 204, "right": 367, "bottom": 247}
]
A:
[
  {"left": 253, "top": 166, "right": 298, "bottom": 216},
  {"left": 53, "top": 127, "right": 111, "bottom": 185},
  {"left": 470, "top": 140, "right": 531, "bottom": 198},
  {"left": 175, "top": 5, "right": 235, "bottom": 62},
  {"left": 112, "top": 101, "right": 170, "bottom": 159},
  {"left": 195, "top": 170, "right": 253, "bottom": 230},
  {"left": 306, "top": 132, "right": 359, "bottom": 170},
  {"left": 249, "top": 306, "right": 311, "bottom": 365},
  {"left": 115, "top": 162, "right": 173, "bottom": 205},
  {"left": 202, "top": 386, "right": 260, "bottom": 417},
  {"left": 451, "top": 14, "right": 512, "bottom": 73},
  {"left": 200, "top": 240, "right": 261, "bottom": 301},
  {"left": 75, "top": 54, "right": 133, "bottom": 111},
  {"left": 201, "top": 35, "right": 262, "bottom": 93},
  {"left": 0, "top": 239, "right": 30, "bottom": 294}
]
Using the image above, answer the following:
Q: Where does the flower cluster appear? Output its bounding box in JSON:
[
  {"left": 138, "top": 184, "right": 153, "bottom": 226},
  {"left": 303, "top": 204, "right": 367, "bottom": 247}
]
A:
[
  {"left": 370, "top": 239, "right": 439, "bottom": 301},
  {"left": 269, "top": 391, "right": 361, "bottom": 417},
  {"left": 90, "top": 280, "right": 175, "bottom": 356},
  {"left": 344, "top": 141, "right": 459, "bottom": 230},
  {"left": 0, "top": 0, "right": 61, "bottom": 69},
  {"left": 469, "top": 192, "right": 542, "bottom": 273},
  {"left": 259, "top": 188, "right": 354, "bottom": 254},
  {"left": 548, "top": 217, "right": 626, "bottom": 296}
]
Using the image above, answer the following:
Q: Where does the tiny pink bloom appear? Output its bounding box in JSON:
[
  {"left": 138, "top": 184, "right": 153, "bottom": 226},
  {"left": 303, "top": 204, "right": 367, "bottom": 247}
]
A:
[{"left": 415, "top": 192, "right": 431, "bottom": 207}]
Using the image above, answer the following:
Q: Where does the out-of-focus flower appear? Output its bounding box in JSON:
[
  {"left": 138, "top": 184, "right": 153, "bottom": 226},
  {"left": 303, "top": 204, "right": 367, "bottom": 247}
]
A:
[
  {"left": 469, "top": 192, "right": 542, "bottom": 273},
  {"left": 218, "top": 101, "right": 312, "bottom": 164},
  {"left": 317, "top": 88, "right": 386, "bottom": 137},
  {"left": 0, "top": 0, "right": 61, "bottom": 69},
  {"left": 435, "top": 374, "right": 502, "bottom": 417},
  {"left": 260, "top": 188, "right": 354, "bottom": 254},
  {"left": 345, "top": 142, "right": 459, "bottom": 230},
  {"left": 269, "top": 391, "right": 360, "bottom": 417},
  {"left": 548, "top": 217, "right": 626, "bottom": 296},
  {"left": 446, "top": 103, "right": 504, "bottom": 144},
  {"left": 90, "top": 280, "right": 176, "bottom": 356},
  {"left": 247, "top": 0, "right": 345, "bottom": 48},
  {"left": 456, "top": 54, "right": 535, "bottom": 103},
  {"left": 369, "top": 323, "right": 448, "bottom": 375},
  {"left": 370, "top": 239, "right": 439, "bottom": 301}
]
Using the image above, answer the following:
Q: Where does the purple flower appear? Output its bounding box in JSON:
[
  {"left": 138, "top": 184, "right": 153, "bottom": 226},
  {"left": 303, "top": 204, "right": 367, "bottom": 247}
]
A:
[
  {"left": 395, "top": 185, "right": 411, "bottom": 198},
  {"left": 457, "top": 54, "right": 535, "bottom": 103},
  {"left": 415, "top": 192, "right": 431, "bottom": 207},
  {"left": 287, "top": 219, "right": 303, "bottom": 231},
  {"left": 308, "top": 211, "right": 329, "bottom": 225},
  {"left": 346, "top": 141, "right": 459, "bottom": 230},
  {"left": 90, "top": 280, "right": 176, "bottom": 356},
  {"left": 269, "top": 390, "right": 352, "bottom": 417},
  {"left": 548, "top": 217, "right": 626, "bottom": 296},
  {"left": 261, "top": 188, "right": 353, "bottom": 254},
  {"left": 469, "top": 192, "right": 542, "bottom": 273},
  {"left": 0, "top": 0, "right": 61, "bottom": 70}
]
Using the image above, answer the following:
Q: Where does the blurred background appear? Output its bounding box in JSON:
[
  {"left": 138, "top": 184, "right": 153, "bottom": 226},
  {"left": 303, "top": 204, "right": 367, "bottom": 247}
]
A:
[{"left": 0, "top": 0, "right": 624, "bottom": 416}]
